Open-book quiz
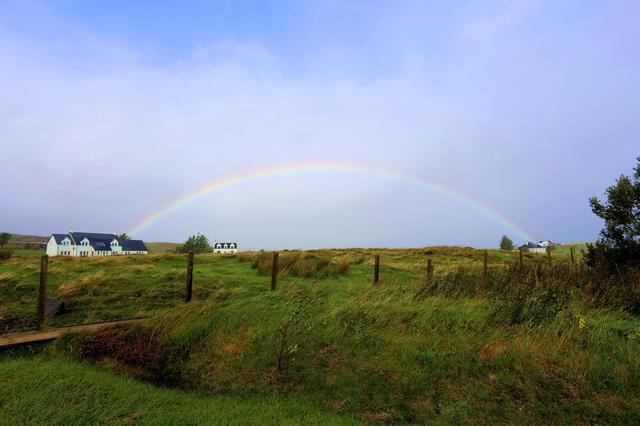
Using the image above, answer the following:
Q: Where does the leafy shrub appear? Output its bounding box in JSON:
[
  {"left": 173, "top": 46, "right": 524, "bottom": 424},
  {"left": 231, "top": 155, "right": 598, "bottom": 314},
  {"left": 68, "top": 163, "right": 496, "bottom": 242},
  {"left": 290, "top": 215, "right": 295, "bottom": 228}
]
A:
[
  {"left": 273, "top": 299, "right": 316, "bottom": 374},
  {"left": 586, "top": 157, "right": 640, "bottom": 270},
  {"left": 175, "top": 233, "right": 212, "bottom": 254},
  {"left": 500, "top": 235, "right": 514, "bottom": 251}
]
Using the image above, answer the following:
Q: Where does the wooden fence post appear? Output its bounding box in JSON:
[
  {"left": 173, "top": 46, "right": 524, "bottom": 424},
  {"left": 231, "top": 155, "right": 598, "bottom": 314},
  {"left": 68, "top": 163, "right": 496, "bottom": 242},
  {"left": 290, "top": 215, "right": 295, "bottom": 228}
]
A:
[
  {"left": 373, "top": 255, "right": 380, "bottom": 285},
  {"left": 37, "top": 255, "right": 48, "bottom": 329},
  {"left": 518, "top": 247, "right": 524, "bottom": 271},
  {"left": 546, "top": 246, "right": 552, "bottom": 268},
  {"left": 570, "top": 247, "right": 575, "bottom": 265},
  {"left": 426, "top": 258, "right": 433, "bottom": 282},
  {"left": 185, "top": 251, "right": 194, "bottom": 302},
  {"left": 271, "top": 252, "right": 279, "bottom": 291},
  {"left": 483, "top": 250, "right": 489, "bottom": 282}
]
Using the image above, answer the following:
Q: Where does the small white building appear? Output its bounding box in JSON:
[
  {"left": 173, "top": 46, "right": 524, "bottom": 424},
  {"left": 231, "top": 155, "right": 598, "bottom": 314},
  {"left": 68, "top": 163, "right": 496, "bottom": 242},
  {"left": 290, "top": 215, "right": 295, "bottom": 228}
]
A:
[
  {"left": 46, "top": 232, "right": 148, "bottom": 257},
  {"left": 521, "top": 241, "right": 546, "bottom": 254},
  {"left": 213, "top": 241, "right": 238, "bottom": 254}
]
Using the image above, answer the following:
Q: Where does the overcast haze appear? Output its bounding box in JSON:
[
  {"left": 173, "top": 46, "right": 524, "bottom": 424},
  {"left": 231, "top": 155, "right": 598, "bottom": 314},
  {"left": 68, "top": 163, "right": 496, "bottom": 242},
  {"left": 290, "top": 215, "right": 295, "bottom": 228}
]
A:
[{"left": 1, "top": 1, "right": 639, "bottom": 249}]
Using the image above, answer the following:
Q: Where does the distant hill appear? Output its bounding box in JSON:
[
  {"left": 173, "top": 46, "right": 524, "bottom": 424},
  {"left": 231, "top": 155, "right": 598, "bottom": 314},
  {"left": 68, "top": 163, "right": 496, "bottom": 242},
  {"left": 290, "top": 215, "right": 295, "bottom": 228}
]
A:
[{"left": 8, "top": 234, "right": 49, "bottom": 243}]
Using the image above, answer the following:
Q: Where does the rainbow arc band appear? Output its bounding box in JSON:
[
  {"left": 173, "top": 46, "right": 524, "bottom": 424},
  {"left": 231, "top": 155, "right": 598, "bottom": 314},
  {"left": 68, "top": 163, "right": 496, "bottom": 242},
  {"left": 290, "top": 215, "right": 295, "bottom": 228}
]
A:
[{"left": 127, "top": 162, "right": 535, "bottom": 242}]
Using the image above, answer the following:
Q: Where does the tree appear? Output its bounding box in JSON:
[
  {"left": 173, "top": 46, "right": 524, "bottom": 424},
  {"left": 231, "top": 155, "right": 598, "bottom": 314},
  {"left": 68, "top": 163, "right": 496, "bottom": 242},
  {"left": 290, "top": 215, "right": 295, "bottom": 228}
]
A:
[
  {"left": 499, "top": 235, "right": 514, "bottom": 251},
  {"left": 0, "top": 232, "right": 11, "bottom": 247},
  {"left": 586, "top": 156, "right": 640, "bottom": 269},
  {"left": 117, "top": 233, "right": 131, "bottom": 240},
  {"left": 176, "top": 233, "right": 212, "bottom": 254}
]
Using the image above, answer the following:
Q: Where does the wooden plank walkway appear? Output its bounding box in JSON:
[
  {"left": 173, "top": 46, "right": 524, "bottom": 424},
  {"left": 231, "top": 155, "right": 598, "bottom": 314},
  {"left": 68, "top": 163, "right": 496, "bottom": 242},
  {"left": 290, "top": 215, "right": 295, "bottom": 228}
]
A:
[{"left": 0, "top": 319, "right": 145, "bottom": 348}]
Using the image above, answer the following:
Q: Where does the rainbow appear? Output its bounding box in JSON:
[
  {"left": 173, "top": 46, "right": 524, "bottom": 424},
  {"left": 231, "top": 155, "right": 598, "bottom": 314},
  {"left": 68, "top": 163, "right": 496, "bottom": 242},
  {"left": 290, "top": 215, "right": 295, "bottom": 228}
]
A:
[{"left": 127, "top": 162, "right": 536, "bottom": 242}]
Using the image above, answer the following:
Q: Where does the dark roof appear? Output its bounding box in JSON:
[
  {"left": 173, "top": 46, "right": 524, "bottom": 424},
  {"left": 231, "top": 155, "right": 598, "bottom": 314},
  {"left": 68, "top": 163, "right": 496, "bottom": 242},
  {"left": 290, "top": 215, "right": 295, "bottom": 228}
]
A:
[
  {"left": 214, "top": 242, "right": 237, "bottom": 248},
  {"left": 120, "top": 239, "right": 148, "bottom": 252},
  {"left": 72, "top": 232, "right": 118, "bottom": 242},
  {"left": 71, "top": 232, "right": 117, "bottom": 251},
  {"left": 51, "top": 234, "right": 68, "bottom": 244},
  {"left": 522, "top": 241, "right": 543, "bottom": 249},
  {"left": 91, "top": 240, "right": 112, "bottom": 251}
]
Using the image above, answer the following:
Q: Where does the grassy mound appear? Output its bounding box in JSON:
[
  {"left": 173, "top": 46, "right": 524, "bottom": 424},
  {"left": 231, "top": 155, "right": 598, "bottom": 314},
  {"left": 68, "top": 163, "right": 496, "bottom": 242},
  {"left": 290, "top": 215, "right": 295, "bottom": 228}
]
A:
[
  {"left": 58, "top": 268, "right": 640, "bottom": 423},
  {"left": 0, "top": 356, "right": 360, "bottom": 425}
]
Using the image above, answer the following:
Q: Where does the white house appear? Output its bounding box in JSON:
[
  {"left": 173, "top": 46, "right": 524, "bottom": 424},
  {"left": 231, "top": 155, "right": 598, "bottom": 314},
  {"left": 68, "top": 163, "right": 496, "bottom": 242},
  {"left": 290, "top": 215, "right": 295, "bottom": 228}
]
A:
[
  {"left": 521, "top": 241, "right": 546, "bottom": 254},
  {"left": 46, "top": 232, "right": 148, "bottom": 257},
  {"left": 213, "top": 241, "right": 238, "bottom": 254}
]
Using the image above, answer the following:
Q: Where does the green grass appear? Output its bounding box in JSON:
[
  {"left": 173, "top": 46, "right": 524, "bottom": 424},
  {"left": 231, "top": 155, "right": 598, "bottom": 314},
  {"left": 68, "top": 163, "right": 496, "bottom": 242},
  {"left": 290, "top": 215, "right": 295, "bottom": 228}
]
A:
[
  {"left": 0, "top": 355, "right": 361, "bottom": 425},
  {"left": 1, "top": 246, "right": 638, "bottom": 423},
  {"left": 10, "top": 248, "right": 45, "bottom": 257},
  {"left": 145, "top": 241, "right": 182, "bottom": 253}
]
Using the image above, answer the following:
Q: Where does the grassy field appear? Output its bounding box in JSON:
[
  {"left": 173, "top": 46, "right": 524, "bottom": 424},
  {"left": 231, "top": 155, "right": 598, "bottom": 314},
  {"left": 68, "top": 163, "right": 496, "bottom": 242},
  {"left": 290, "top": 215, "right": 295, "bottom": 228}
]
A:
[
  {"left": 145, "top": 241, "right": 182, "bottom": 253},
  {"left": 1, "top": 246, "right": 639, "bottom": 424},
  {"left": 0, "top": 247, "right": 578, "bottom": 332}
]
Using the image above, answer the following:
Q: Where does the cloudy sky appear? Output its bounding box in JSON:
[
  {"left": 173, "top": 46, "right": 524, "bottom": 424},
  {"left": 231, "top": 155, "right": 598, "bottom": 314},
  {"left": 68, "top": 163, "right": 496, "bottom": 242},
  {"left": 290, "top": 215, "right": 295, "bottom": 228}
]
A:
[{"left": 1, "top": 0, "right": 638, "bottom": 249}]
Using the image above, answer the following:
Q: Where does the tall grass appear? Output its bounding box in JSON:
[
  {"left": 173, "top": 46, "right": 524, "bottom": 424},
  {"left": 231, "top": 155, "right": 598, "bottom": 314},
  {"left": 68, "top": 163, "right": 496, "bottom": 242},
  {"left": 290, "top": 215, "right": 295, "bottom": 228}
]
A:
[
  {"left": 251, "top": 251, "right": 354, "bottom": 278},
  {"left": 418, "top": 263, "right": 640, "bottom": 318}
]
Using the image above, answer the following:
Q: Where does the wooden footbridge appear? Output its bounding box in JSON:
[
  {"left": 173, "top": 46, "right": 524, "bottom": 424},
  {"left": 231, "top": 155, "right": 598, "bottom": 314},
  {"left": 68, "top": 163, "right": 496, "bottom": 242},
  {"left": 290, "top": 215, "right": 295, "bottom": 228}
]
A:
[{"left": 0, "top": 319, "right": 144, "bottom": 348}]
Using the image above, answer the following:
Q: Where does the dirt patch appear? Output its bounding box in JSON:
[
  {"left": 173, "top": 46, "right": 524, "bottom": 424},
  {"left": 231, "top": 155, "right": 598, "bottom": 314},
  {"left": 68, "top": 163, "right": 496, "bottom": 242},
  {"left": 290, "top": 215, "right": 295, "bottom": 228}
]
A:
[
  {"left": 76, "top": 325, "right": 181, "bottom": 384},
  {"left": 329, "top": 399, "right": 346, "bottom": 411}
]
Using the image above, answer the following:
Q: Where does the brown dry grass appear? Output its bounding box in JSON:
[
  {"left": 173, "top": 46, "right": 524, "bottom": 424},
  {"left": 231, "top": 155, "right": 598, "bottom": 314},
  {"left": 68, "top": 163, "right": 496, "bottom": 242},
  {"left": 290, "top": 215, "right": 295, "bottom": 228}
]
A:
[{"left": 57, "top": 271, "right": 110, "bottom": 298}]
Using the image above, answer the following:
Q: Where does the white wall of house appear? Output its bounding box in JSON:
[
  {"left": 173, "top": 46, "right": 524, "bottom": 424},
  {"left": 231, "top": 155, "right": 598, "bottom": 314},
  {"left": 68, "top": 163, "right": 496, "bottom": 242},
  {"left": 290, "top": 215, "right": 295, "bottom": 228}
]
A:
[
  {"left": 110, "top": 239, "right": 122, "bottom": 254},
  {"left": 47, "top": 237, "right": 75, "bottom": 256},
  {"left": 60, "top": 238, "right": 74, "bottom": 256},
  {"left": 76, "top": 238, "right": 94, "bottom": 257},
  {"left": 46, "top": 237, "right": 58, "bottom": 256},
  {"left": 528, "top": 247, "right": 546, "bottom": 254}
]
